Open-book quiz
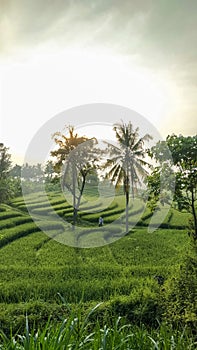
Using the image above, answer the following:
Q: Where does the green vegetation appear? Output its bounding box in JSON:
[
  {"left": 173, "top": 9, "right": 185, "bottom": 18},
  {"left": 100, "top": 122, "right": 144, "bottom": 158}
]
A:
[
  {"left": 147, "top": 134, "right": 197, "bottom": 236},
  {"left": 0, "top": 143, "right": 13, "bottom": 203},
  {"left": 0, "top": 129, "right": 196, "bottom": 348},
  {"left": 0, "top": 193, "right": 193, "bottom": 338},
  {"left": 1, "top": 305, "right": 196, "bottom": 349},
  {"left": 51, "top": 126, "right": 100, "bottom": 226},
  {"left": 104, "top": 121, "right": 152, "bottom": 233}
]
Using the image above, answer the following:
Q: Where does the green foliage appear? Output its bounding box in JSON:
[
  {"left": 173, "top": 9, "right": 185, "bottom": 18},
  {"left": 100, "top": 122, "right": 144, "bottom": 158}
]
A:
[
  {"left": 10, "top": 177, "right": 23, "bottom": 197},
  {"left": 104, "top": 121, "right": 152, "bottom": 233},
  {"left": 0, "top": 304, "right": 196, "bottom": 349},
  {"left": 44, "top": 160, "right": 57, "bottom": 182},
  {"left": 21, "top": 163, "right": 43, "bottom": 181},
  {"left": 50, "top": 125, "right": 100, "bottom": 225},
  {"left": 1, "top": 130, "right": 197, "bottom": 346},
  {"left": 166, "top": 134, "right": 197, "bottom": 167},
  {"left": 147, "top": 134, "right": 197, "bottom": 236},
  {"left": 0, "top": 188, "right": 196, "bottom": 343},
  {"left": 10, "top": 163, "right": 58, "bottom": 195},
  {"left": 167, "top": 135, "right": 197, "bottom": 214},
  {"left": 0, "top": 193, "right": 191, "bottom": 334},
  {"left": 10, "top": 164, "right": 21, "bottom": 177},
  {"left": 0, "top": 143, "right": 12, "bottom": 179},
  {"left": 0, "top": 144, "right": 13, "bottom": 203},
  {"left": 0, "top": 178, "right": 14, "bottom": 203},
  {"left": 93, "top": 289, "right": 162, "bottom": 328},
  {"left": 164, "top": 238, "right": 197, "bottom": 331},
  {"left": 145, "top": 165, "right": 174, "bottom": 212}
]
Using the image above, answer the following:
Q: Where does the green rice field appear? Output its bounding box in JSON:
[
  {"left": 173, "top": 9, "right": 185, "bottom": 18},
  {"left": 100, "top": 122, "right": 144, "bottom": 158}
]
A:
[{"left": 0, "top": 190, "right": 194, "bottom": 347}]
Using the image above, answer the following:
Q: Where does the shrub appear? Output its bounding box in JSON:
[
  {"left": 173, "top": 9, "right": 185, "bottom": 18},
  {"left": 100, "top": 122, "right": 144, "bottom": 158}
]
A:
[{"left": 163, "top": 237, "right": 197, "bottom": 333}]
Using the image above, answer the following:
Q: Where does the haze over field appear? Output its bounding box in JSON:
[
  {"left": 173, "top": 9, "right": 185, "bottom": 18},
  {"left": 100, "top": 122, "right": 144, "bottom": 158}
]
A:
[{"left": 0, "top": 0, "right": 197, "bottom": 163}]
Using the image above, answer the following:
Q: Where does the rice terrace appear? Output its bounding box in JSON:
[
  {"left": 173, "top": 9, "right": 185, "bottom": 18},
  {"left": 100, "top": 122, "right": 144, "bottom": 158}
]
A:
[
  {"left": 2, "top": 0, "right": 197, "bottom": 347},
  {"left": 0, "top": 119, "right": 196, "bottom": 349}
]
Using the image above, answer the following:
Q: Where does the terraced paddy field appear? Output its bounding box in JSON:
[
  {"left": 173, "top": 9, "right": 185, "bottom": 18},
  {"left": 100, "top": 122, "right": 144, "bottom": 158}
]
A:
[{"left": 0, "top": 191, "right": 191, "bottom": 334}]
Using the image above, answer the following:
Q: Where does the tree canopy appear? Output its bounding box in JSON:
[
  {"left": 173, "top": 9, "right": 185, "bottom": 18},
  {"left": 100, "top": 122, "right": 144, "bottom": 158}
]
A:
[
  {"left": 147, "top": 134, "right": 197, "bottom": 237},
  {"left": 0, "top": 143, "right": 13, "bottom": 203},
  {"left": 104, "top": 121, "right": 152, "bottom": 234},
  {"left": 51, "top": 126, "right": 99, "bottom": 225}
]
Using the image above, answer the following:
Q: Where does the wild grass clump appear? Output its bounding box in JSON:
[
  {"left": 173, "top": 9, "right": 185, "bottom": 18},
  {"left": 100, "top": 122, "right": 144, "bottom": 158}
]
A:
[{"left": 0, "top": 303, "right": 196, "bottom": 349}]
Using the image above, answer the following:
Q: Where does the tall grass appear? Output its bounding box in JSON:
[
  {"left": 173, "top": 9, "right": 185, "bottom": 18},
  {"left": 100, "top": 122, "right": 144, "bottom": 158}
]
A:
[{"left": 0, "top": 303, "right": 196, "bottom": 349}]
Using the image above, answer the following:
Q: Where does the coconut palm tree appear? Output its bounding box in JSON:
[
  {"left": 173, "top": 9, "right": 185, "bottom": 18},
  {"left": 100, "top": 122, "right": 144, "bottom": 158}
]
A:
[
  {"left": 104, "top": 121, "right": 152, "bottom": 234},
  {"left": 51, "top": 126, "right": 99, "bottom": 226}
]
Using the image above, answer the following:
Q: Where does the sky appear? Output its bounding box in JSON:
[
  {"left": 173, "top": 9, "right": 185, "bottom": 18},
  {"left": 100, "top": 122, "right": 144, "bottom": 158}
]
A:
[{"left": 0, "top": 0, "right": 197, "bottom": 164}]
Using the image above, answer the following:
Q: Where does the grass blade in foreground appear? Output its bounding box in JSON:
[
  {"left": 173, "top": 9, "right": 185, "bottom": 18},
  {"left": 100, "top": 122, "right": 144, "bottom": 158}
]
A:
[{"left": 0, "top": 304, "right": 196, "bottom": 349}]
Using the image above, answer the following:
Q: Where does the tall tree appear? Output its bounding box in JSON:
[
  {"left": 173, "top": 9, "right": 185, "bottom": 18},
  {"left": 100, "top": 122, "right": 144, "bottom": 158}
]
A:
[
  {"left": 0, "top": 143, "right": 12, "bottom": 203},
  {"left": 152, "top": 135, "right": 197, "bottom": 329},
  {"left": 51, "top": 126, "right": 99, "bottom": 226},
  {"left": 167, "top": 134, "right": 197, "bottom": 237},
  {"left": 0, "top": 143, "right": 11, "bottom": 180},
  {"left": 104, "top": 121, "right": 152, "bottom": 234},
  {"left": 62, "top": 139, "right": 99, "bottom": 224},
  {"left": 147, "top": 134, "right": 197, "bottom": 237}
]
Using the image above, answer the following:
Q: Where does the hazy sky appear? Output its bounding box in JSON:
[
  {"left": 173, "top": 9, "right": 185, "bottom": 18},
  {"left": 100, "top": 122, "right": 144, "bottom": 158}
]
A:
[{"left": 0, "top": 0, "right": 197, "bottom": 163}]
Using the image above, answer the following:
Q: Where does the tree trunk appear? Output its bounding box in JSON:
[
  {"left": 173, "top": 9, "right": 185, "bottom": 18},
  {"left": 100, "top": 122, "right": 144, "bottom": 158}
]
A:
[
  {"left": 76, "top": 174, "right": 86, "bottom": 212},
  {"left": 73, "top": 207, "right": 78, "bottom": 227},
  {"left": 124, "top": 167, "right": 130, "bottom": 234},
  {"left": 126, "top": 189, "right": 129, "bottom": 234},
  {"left": 73, "top": 174, "right": 87, "bottom": 228},
  {"left": 72, "top": 164, "right": 77, "bottom": 228}
]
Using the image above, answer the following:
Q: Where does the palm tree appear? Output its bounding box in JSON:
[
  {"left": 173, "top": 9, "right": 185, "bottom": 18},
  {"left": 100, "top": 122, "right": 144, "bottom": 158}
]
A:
[
  {"left": 104, "top": 121, "right": 152, "bottom": 234},
  {"left": 62, "top": 138, "right": 99, "bottom": 225},
  {"left": 51, "top": 126, "right": 99, "bottom": 226}
]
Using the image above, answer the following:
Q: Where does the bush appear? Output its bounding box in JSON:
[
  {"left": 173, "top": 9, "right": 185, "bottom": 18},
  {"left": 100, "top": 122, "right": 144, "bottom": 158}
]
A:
[{"left": 163, "top": 237, "right": 197, "bottom": 333}]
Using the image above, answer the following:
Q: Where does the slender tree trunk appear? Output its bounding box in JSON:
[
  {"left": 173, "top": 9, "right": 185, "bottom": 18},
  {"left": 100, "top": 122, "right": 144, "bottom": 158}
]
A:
[
  {"left": 73, "top": 174, "right": 87, "bottom": 228},
  {"left": 125, "top": 160, "right": 130, "bottom": 234},
  {"left": 126, "top": 189, "right": 129, "bottom": 234},
  {"left": 72, "top": 164, "right": 77, "bottom": 228},
  {"left": 76, "top": 174, "right": 86, "bottom": 212},
  {"left": 73, "top": 207, "right": 78, "bottom": 227}
]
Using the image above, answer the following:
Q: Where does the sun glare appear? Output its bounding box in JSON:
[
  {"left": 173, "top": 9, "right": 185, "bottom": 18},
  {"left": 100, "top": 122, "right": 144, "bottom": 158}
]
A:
[
  {"left": 1, "top": 48, "right": 176, "bottom": 163},
  {"left": 33, "top": 48, "right": 172, "bottom": 121}
]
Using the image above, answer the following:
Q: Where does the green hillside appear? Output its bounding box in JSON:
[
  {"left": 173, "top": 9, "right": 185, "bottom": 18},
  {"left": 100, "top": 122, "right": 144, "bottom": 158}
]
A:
[{"left": 0, "top": 192, "right": 191, "bottom": 335}]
